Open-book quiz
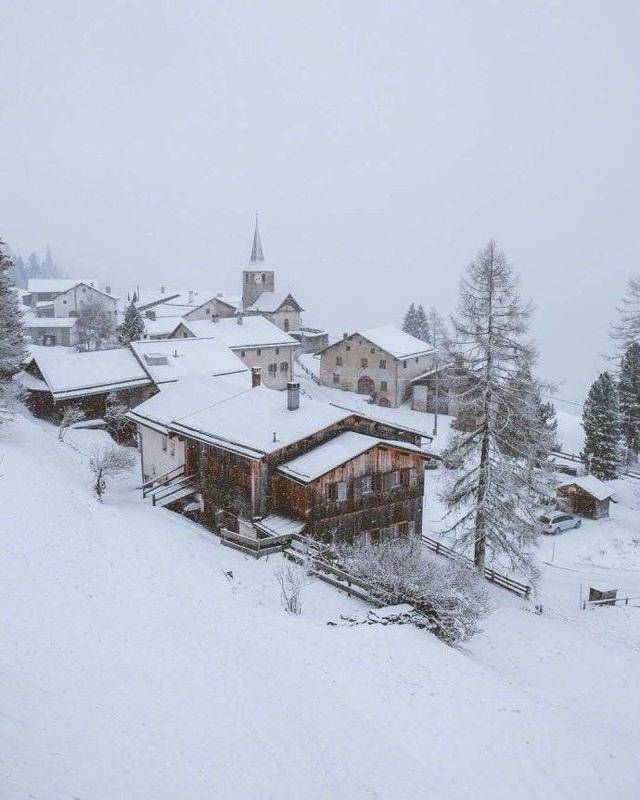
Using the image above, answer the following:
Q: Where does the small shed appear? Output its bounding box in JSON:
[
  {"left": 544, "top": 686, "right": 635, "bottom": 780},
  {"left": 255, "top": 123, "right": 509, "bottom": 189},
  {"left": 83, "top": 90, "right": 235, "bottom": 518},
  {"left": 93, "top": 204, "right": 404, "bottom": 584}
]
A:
[{"left": 556, "top": 476, "right": 615, "bottom": 520}]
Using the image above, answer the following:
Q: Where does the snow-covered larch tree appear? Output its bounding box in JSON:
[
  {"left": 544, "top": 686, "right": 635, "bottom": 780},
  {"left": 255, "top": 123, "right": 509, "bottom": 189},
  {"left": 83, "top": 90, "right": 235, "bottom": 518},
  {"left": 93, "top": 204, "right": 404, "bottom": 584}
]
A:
[
  {"left": 610, "top": 276, "right": 640, "bottom": 351},
  {"left": 119, "top": 300, "right": 145, "bottom": 344},
  {"left": 618, "top": 343, "right": 640, "bottom": 464},
  {"left": 581, "top": 372, "right": 623, "bottom": 479},
  {"left": 441, "top": 240, "right": 551, "bottom": 581},
  {"left": 0, "top": 239, "right": 28, "bottom": 419}
]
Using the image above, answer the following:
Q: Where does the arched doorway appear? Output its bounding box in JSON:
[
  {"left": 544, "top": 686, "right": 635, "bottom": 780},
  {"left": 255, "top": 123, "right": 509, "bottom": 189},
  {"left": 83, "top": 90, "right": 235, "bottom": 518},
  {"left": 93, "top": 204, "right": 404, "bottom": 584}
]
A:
[
  {"left": 357, "top": 376, "right": 375, "bottom": 395},
  {"left": 378, "top": 396, "right": 390, "bottom": 407}
]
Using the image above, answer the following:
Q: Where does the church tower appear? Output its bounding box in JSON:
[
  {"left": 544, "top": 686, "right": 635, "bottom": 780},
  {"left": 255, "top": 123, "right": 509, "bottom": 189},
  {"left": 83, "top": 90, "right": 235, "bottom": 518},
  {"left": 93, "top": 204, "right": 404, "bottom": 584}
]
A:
[{"left": 242, "top": 215, "right": 275, "bottom": 309}]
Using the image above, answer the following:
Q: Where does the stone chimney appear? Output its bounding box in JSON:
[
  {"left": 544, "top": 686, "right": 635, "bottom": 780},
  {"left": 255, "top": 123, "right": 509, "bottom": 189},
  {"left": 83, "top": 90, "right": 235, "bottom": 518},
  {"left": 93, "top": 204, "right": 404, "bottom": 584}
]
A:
[
  {"left": 160, "top": 286, "right": 165, "bottom": 294},
  {"left": 188, "top": 290, "right": 194, "bottom": 304},
  {"left": 343, "top": 332, "right": 349, "bottom": 339},
  {"left": 287, "top": 382, "right": 300, "bottom": 411},
  {"left": 251, "top": 367, "right": 262, "bottom": 388}
]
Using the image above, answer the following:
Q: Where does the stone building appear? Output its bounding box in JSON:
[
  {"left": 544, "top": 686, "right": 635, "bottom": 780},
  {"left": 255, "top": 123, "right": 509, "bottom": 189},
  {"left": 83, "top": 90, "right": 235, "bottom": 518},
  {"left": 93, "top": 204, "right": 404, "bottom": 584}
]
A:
[{"left": 318, "top": 325, "right": 436, "bottom": 408}]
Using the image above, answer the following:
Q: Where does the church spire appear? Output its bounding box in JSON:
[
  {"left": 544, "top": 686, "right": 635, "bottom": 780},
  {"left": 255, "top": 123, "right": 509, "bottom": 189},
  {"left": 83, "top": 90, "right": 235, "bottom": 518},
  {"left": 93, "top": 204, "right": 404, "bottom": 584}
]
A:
[{"left": 250, "top": 213, "right": 264, "bottom": 262}]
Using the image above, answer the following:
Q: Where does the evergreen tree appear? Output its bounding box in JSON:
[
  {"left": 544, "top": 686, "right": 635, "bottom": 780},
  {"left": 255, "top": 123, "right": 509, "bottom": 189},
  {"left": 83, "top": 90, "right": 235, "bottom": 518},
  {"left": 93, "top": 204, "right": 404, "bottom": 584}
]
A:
[
  {"left": 414, "top": 304, "right": 431, "bottom": 343},
  {"left": 0, "top": 240, "right": 28, "bottom": 406},
  {"left": 42, "top": 245, "right": 58, "bottom": 277},
  {"left": 119, "top": 300, "right": 145, "bottom": 344},
  {"left": 581, "top": 372, "right": 623, "bottom": 480},
  {"left": 538, "top": 399, "right": 559, "bottom": 451},
  {"left": 442, "top": 240, "right": 550, "bottom": 581},
  {"left": 402, "top": 302, "right": 418, "bottom": 337},
  {"left": 27, "top": 252, "right": 41, "bottom": 279},
  {"left": 618, "top": 342, "right": 640, "bottom": 463}
]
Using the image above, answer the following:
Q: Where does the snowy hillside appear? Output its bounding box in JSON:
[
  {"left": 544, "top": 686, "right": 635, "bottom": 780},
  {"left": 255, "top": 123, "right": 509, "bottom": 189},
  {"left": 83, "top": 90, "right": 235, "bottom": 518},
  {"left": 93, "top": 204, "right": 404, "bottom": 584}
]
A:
[{"left": 1, "top": 412, "right": 639, "bottom": 799}]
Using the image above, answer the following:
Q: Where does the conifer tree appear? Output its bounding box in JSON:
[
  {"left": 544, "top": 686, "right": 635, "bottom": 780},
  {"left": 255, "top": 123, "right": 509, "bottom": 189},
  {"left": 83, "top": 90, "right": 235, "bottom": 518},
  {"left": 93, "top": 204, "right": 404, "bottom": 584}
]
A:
[
  {"left": 581, "top": 372, "right": 623, "bottom": 480},
  {"left": 442, "top": 240, "right": 550, "bottom": 580},
  {"left": 119, "top": 300, "right": 145, "bottom": 344},
  {"left": 414, "top": 304, "right": 431, "bottom": 343},
  {"left": 402, "top": 302, "right": 418, "bottom": 337},
  {"left": 618, "top": 343, "right": 640, "bottom": 463},
  {"left": 0, "top": 240, "right": 28, "bottom": 412}
]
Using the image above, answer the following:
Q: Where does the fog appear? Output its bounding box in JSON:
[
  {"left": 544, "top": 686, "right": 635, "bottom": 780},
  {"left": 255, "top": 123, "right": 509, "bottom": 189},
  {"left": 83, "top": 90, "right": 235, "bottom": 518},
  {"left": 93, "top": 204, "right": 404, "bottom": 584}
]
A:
[{"left": 1, "top": 1, "right": 639, "bottom": 403}]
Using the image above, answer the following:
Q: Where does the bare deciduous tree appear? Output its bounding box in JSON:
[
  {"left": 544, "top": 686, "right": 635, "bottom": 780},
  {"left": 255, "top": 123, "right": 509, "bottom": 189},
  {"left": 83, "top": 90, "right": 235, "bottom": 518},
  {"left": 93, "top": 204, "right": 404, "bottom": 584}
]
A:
[
  {"left": 76, "top": 300, "right": 116, "bottom": 351},
  {"left": 275, "top": 559, "right": 308, "bottom": 615},
  {"left": 610, "top": 276, "right": 640, "bottom": 352},
  {"left": 58, "top": 405, "right": 85, "bottom": 441},
  {"left": 340, "top": 539, "right": 490, "bottom": 644},
  {"left": 89, "top": 442, "right": 135, "bottom": 501}
]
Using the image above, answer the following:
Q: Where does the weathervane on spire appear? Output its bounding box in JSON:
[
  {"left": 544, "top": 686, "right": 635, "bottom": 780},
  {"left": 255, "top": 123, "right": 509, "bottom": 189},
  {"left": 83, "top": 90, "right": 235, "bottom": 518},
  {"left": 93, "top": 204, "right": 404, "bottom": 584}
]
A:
[{"left": 251, "top": 212, "right": 264, "bottom": 262}]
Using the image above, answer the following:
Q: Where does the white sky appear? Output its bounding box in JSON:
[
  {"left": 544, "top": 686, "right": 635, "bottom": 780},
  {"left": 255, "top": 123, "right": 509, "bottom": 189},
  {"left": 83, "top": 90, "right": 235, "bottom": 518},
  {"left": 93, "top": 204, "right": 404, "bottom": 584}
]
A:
[{"left": 1, "top": 1, "right": 639, "bottom": 402}]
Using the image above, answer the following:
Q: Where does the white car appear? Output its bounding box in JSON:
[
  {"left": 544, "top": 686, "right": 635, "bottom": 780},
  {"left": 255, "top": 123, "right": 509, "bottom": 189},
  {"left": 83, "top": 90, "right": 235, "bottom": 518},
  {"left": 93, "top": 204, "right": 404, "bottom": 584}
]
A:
[{"left": 538, "top": 510, "right": 582, "bottom": 535}]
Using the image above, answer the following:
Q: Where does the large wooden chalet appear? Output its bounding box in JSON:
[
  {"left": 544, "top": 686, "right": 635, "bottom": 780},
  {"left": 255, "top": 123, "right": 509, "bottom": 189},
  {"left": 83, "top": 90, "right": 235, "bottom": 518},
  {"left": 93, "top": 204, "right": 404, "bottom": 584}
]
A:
[{"left": 128, "top": 377, "right": 433, "bottom": 545}]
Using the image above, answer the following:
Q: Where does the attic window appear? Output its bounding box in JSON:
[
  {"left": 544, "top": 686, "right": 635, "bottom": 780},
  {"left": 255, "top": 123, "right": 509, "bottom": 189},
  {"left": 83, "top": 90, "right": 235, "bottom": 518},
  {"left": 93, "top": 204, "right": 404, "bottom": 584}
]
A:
[{"left": 144, "top": 353, "right": 168, "bottom": 366}]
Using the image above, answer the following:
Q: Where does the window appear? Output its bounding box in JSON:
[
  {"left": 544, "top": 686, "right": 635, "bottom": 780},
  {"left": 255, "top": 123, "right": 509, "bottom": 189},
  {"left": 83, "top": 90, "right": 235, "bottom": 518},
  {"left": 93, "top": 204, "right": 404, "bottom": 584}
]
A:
[
  {"left": 385, "top": 470, "right": 400, "bottom": 490},
  {"left": 262, "top": 273, "right": 266, "bottom": 281},
  {"left": 397, "top": 521, "right": 409, "bottom": 538},
  {"left": 333, "top": 373, "right": 340, "bottom": 384},
  {"left": 326, "top": 481, "right": 347, "bottom": 503},
  {"left": 161, "top": 435, "right": 168, "bottom": 452},
  {"left": 240, "top": 350, "right": 246, "bottom": 357},
  {"left": 206, "top": 308, "right": 210, "bottom": 314},
  {"left": 280, "top": 361, "right": 288, "bottom": 372},
  {"left": 379, "top": 359, "right": 386, "bottom": 369},
  {"left": 403, "top": 361, "right": 407, "bottom": 369},
  {"left": 268, "top": 363, "right": 277, "bottom": 374},
  {"left": 370, "top": 348, "right": 375, "bottom": 354},
  {"left": 183, "top": 332, "right": 188, "bottom": 338},
  {"left": 275, "top": 347, "right": 280, "bottom": 355},
  {"left": 415, "top": 357, "right": 419, "bottom": 363},
  {"left": 359, "top": 475, "right": 373, "bottom": 496},
  {"left": 82, "top": 287, "right": 86, "bottom": 293},
  {"left": 346, "top": 345, "right": 351, "bottom": 351},
  {"left": 361, "top": 358, "right": 368, "bottom": 368},
  {"left": 401, "top": 468, "right": 417, "bottom": 487},
  {"left": 380, "top": 380, "right": 388, "bottom": 391},
  {"left": 169, "top": 438, "right": 176, "bottom": 457},
  {"left": 284, "top": 319, "right": 290, "bottom": 331},
  {"left": 336, "top": 356, "right": 343, "bottom": 366},
  {"left": 257, "top": 348, "right": 261, "bottom": 356},
  {"left": 62, "top": 299, "right": 67, "bottom": 304}
]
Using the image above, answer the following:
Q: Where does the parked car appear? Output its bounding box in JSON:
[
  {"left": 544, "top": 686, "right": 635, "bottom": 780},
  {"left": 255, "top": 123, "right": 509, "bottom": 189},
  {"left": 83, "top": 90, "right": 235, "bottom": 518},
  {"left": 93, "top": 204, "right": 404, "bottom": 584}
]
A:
[{"left": 538, "top": 510, "right": 582, "bottom": 534}]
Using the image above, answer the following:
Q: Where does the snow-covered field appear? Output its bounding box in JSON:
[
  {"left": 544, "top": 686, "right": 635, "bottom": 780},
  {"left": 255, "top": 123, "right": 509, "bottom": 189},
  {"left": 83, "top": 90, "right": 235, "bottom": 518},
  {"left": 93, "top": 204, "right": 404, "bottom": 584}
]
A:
[{"left": 2, "top": 411, "right": 639, "bottom": 799}]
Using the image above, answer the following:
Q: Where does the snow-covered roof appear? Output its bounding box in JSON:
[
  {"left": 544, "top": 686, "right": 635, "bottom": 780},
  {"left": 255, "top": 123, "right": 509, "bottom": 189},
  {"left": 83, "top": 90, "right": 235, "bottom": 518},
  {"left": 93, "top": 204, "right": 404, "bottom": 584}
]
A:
[
  {"left": 23, "top": 317, "right": 77, "bottom": 329},
  {"left": 127, "top": 376, "right": 251, "bottom": 432},
  {"left": 277, "top": 431, "right": 425, "bottom": 483},
  {"left": 143, "top": 316, "right": 184, "bottom": 337},
  {"left": 246, "top": 291, "right": 302, "bottom": 313},
  {"left": 557, "top": 475, "right": 616, "bottom": 501},
  {"left": 350, "top": 326, "right": 435, "bottom": 359},
  {"left": 31, "top": 348, "right": 152, "bottom": 400},
  {"left": 27, "top": 279, "right": 96, "bottom": 294},
  {"left": 175, "top": 316, "right": 298, "bottom": 348},
  {"left": 254, "top": 515, "right": 306, "bottom": 537},
  {"left": 35, "top": 301, "right": 54, "bottom": 308},
  {"left": 169, "top": 384, "right": 352, "bottom": 458},
  {"left": 129, "top": 338, "right": 250, "bottom": 386}
]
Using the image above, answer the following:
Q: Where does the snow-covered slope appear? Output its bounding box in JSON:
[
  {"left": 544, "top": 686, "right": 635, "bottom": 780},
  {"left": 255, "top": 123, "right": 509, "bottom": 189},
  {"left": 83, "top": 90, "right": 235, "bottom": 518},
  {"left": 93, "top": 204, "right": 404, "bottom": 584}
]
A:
[{"left": 1, "top": 414, "right": 639, "bottom": 799}]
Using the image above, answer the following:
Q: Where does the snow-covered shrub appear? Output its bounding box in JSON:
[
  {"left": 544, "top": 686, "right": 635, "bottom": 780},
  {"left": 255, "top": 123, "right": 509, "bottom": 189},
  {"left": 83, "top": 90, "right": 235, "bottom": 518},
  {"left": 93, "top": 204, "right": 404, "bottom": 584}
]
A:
[
  {"left": 339, "top": 539, "right": 490, "bottom": 644},
  {"left": 104, "top": 391, "right": 135, "bottom": 444},
  {"left": 89, "top": 442, "right": 135, "bottom": 501},
  {"left": 275, "top": 559, "right": 308, "bottom": 615},
  {"left": 58, "top": 405, "right": 85, "bottom": 441}
]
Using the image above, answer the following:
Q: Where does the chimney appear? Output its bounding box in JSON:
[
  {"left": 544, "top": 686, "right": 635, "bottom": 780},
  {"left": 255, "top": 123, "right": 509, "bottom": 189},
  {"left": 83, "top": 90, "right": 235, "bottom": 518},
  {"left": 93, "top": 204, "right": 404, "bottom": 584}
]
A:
[
  {"left": 287, "top": 382, "right": 300, "bottom": 411},
  {"left": 237, "top": 312, "right": 243, "bottom": 325},
  {"left": 343, "top": 332, "right": 349, "bottom": 339},
  {"left": 251, "top": 367, "right": 262, "bottom": 388},
  {"left": 160, "top": 286, "right": 165, "bottom": 294},
  {"left": 188, "top": 290, "right": 194, "bottom": 304},
  {"left": 106, "top": 285, "right": 111, "bottom": 295}
]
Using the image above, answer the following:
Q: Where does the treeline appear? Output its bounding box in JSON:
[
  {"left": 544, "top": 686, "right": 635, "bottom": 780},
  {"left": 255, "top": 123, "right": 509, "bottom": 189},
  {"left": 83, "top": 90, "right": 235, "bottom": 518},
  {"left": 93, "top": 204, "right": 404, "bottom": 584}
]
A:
[{"left": 7, "top": 245, "right": 65, "bottom": 287}]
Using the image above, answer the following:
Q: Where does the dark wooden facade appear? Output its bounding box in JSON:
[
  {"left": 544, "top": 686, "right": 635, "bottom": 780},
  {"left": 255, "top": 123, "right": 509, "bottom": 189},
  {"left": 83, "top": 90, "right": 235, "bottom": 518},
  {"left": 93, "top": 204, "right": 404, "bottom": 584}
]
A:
[{"left": 188, "top": 414, "right": 430, "bottom": 545}]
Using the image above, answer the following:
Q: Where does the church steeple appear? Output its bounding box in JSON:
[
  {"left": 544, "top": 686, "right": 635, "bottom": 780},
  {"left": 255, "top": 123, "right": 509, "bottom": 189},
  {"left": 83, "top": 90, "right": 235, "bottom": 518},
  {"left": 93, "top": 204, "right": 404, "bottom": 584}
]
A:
[{"left": 250, "top": 213, "right": 264, "bottom": 262}]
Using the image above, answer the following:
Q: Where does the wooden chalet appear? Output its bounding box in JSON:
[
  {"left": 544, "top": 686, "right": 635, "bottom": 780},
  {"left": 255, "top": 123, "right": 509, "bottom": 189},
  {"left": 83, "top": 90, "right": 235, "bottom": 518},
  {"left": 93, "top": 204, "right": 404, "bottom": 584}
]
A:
[
  {"left": 556, "top": 476, "right": 615, "bottom": 520},
  {"left": 129, "top": 377, "right": 434, "bottom": 545}
]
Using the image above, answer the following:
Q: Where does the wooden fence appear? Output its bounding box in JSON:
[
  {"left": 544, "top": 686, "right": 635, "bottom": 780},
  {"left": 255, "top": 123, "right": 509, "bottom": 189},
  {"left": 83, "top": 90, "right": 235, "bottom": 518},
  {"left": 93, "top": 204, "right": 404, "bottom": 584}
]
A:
[{"left": 421, "top": 534, "right": 531, "bottom": 598}]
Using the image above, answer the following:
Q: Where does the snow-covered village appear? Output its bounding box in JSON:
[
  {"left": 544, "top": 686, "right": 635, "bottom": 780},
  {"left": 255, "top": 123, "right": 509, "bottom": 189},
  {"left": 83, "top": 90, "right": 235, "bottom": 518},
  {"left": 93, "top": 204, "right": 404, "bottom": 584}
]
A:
[{"left": 1, "top": 5, "right": 639, "bottom": 800}]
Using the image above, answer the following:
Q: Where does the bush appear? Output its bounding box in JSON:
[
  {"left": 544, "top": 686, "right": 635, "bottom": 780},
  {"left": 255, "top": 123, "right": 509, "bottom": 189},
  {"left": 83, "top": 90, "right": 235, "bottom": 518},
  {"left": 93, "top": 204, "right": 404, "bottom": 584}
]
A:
[
  {"left": 89, "top": 442, "right": 136, "bottom": 501},
  {"left": 275, "top": 559, "right": 308, "bottom": 615},
  {"left": 339, "top": 539, "right": 490, "bottom": 643}
]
